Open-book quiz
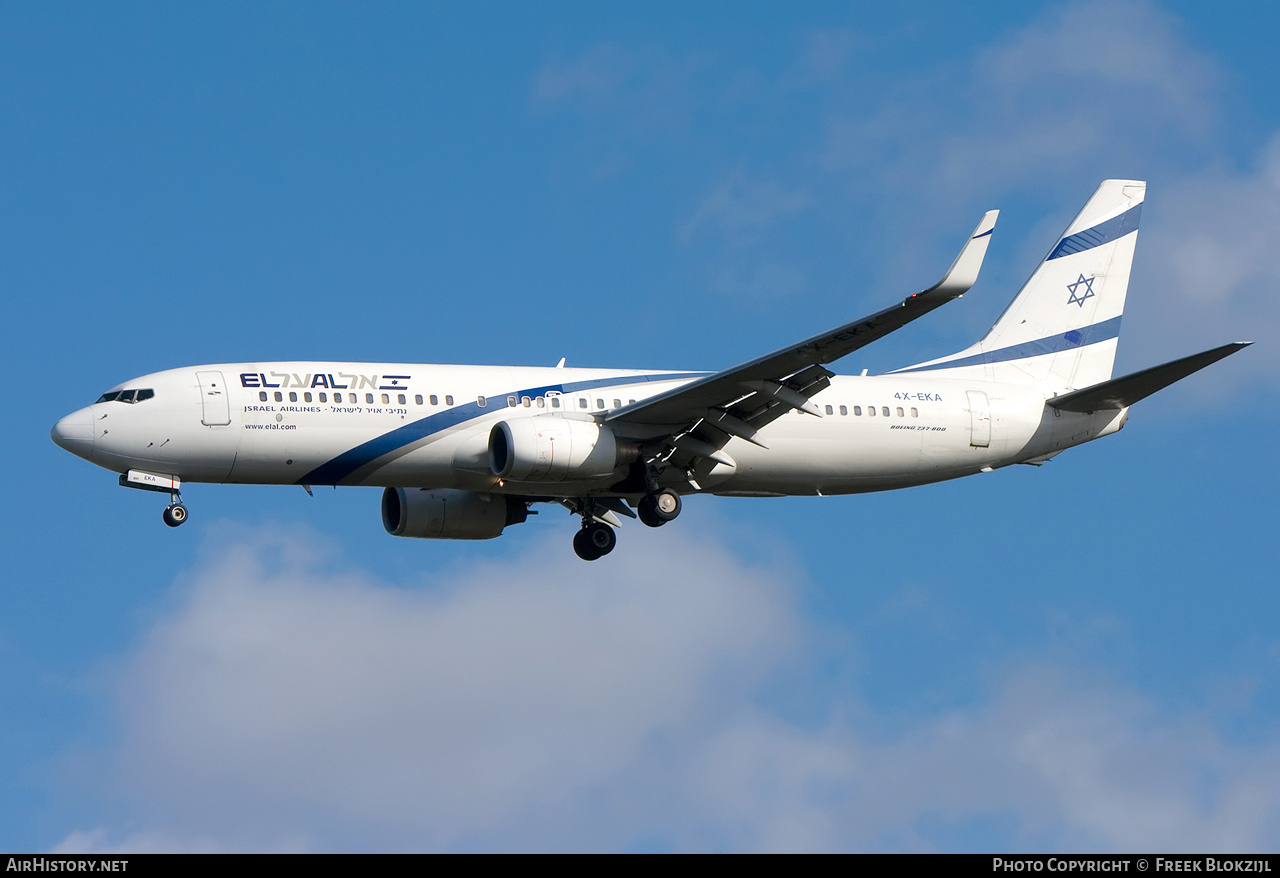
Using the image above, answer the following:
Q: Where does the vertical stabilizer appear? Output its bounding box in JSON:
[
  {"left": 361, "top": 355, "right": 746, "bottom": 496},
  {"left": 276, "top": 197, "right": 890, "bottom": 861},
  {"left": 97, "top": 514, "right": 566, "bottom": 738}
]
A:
[{"left": 895, "top": 180, "right": 1145, "bottom": 392}]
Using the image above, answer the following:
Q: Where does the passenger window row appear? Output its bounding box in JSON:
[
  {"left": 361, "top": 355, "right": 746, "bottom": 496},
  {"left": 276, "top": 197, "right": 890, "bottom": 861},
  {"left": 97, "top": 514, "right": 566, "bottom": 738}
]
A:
[
  {"left": 504, "top": 395, "right": 636, "bottom": 410},
  {"left": 258, "top": 391, "right": 457, "bottom": 406},
  {"left": 822, "top": 403, "right": 919, "bottom": 418},
  {"left": 248, "top": 387, "right": 920, "bottom": 420},
  {"left": 253, "top": 389, "right": 641, "bottom": 411},
  {"left": 254, "top": 392, "right": 643, "bottom": 410}
]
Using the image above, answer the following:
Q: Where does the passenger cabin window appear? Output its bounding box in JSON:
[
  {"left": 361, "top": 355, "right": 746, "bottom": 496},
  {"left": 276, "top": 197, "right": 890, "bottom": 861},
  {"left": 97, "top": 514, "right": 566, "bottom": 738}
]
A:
[
  {"left": 508, "top": 396, "right": 517, "bottom": 407},
  {"left": 304, "top": 392, "right": 312, "bottom": 402},
  {"left": 381, "top": 393, "right": 389, "bottom": 404},
  {"left": 399, "top": 394, "right": 406, "bottom": 405},
  {"left": 274, "top": 392, "right": 283, "bottom": 402},
  {"left": 825, "top": 405, "right": 834, "bottom": 415},
  {"left": 319, "top": 392, "right": 328, "bottom": 403},
  {"left": 366, "top": 393, "right": 374, "bottom": 404},
  {"left": 839, "top": 405, "right": 847, "bottom": 416},
  {"left": 415, "top": 395, "right": 423, "bottom": 405},
  {"left": 867, "top": 405, "right": 874, "bottom": 416},
  {"left": 612, "top": 399, "right": 621, "bottom": 409},
  {"left": 882, "top": 406, "right": 890, "bottom": 417},
  {"left": 445, "top": 395, "right": 454, "bottom": 405},
  {"left": 333, "top": 392, "right": 343, "bottom": 403},
  {"left": 477, "top": 395, "right": 486, "bottom": 407},
  {"left": 551, "top": 397, "right": 561, "bottom": 408},
  {"left": 259, "top": 391, "right": 268, "bottom": 402},
  {"left": 911, "top": 407, "right": 918, "bottom": 417},
  {"left": 430, "top": 395, "right": 438, "bottom": 405},
  {"left": 853, "top": 406, "right": 861, "bottom": 416},
  {"left": 896, "top": 407, "right": 904, "bottom": 417},
  {"left": 579, "top": 398, "right": 588, "bottom": 409},
  {"left": 289, "top": 392, "right": 297, "bottom": 402}
]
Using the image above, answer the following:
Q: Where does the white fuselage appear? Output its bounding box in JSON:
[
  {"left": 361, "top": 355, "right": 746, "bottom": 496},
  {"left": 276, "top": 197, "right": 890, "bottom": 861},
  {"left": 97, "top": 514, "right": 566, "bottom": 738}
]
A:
[{"left": 52, "top": 362, "right": 1128, "bottom": 498}]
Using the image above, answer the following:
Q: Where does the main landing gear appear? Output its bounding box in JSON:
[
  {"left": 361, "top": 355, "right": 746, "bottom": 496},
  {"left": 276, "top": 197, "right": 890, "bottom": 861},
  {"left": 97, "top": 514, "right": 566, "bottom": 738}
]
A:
[
  {"left": 573, "top": 521, "right": 616, "bottom": 561},
  {"left": 638, "top": 489, "right": 681, "bottom": 528},
  {"left": 569, "top": 490, "right": 682, "bottom": 560}
]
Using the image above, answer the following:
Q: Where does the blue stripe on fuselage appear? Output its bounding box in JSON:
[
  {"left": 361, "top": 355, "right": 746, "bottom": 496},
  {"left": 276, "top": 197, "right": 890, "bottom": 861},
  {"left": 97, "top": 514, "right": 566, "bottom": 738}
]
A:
[
  {"left": 297, "top": 371, "right": 706, "bottom": 485},
  {"left": 893, "top": 316, "right": 1122, "bottom": 373}
]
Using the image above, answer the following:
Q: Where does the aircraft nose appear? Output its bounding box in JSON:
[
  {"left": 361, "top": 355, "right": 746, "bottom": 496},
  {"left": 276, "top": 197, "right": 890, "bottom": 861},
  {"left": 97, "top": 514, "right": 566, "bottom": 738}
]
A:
[{"left": 51, "top": 408, "right": 94, "bottom": 458}]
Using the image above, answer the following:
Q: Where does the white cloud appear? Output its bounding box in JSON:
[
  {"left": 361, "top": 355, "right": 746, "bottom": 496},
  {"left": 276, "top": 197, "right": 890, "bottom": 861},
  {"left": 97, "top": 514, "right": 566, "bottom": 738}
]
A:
[
  {"left": 677, "top": 170, "right": 815, "bottom": 304},
  {"left": 824, "top": 0, "right": 1221, "bottom": 200},
  {"left": 680, "top": 169, "right": 814, "bottom": 245},
  {"left": 802, "top": 0, "right": 1274, "bottom": 391},
  {"left": 73, "top": 522, "right": 803, "bottom": 851},
  {"left": 532, "top": 44, "right": 636, "bottom": 106},
  {"left": 1128, "top": 134, "right": 1280, "bottom": 387},
  {"left": 530, "top": 43, "right": 699, "bottom": 135},
  {"left": 52, "top": 524, "right": 1280, "bottom": 852}
]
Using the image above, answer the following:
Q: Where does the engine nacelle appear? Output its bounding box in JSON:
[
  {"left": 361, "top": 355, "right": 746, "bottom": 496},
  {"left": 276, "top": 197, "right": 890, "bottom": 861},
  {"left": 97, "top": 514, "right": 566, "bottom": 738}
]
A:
[
  {"left": 381, "top": 487, "right": 528, "bottom": 540},
  {"left": 488, "top": 416, "right": 625, "bottom": 482}
]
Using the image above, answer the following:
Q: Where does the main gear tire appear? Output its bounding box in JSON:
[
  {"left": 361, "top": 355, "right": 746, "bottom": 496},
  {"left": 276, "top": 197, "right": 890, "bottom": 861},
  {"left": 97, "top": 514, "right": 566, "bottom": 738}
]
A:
[
  {"left": 573, "top": 522, "right": 616, "bottom": 560},
  {"left": 640, "top": 490, "right": 681, "bottom": 526}
]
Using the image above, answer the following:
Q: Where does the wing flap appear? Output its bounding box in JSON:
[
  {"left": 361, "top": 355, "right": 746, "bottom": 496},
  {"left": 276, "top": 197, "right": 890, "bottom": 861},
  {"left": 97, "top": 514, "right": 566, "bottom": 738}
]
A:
[{"left": 1046, "top": 342, "right": 1250, "bottom": 412}]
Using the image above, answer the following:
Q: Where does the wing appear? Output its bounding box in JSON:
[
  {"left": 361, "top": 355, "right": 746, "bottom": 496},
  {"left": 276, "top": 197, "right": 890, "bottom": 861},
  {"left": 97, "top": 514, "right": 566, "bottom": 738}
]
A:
[{"left": 606, "top": 210, "right": 998, "bottom": 477}]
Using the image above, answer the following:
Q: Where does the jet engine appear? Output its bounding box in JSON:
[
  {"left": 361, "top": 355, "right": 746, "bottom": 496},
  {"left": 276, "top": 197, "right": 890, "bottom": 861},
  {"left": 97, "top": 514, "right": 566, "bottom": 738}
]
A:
[
  {"left": 381, "top": 487, "right": 528, "bottom": 540},
  {"left": 488, "top": 416, "right": 631, "bottom": 482}
]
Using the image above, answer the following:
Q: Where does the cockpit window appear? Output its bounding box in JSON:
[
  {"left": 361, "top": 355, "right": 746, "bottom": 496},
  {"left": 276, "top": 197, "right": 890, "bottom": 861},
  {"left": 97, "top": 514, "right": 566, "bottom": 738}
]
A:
[{"left": 95, "top": 388, "right": 155, "bottom": 404}]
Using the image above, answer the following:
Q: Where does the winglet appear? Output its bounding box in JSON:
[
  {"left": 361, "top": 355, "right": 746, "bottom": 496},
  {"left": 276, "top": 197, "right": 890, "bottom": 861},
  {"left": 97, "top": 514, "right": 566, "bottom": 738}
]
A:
[{"left": 922, "top": 209, "right": 998, "bottom": 299}]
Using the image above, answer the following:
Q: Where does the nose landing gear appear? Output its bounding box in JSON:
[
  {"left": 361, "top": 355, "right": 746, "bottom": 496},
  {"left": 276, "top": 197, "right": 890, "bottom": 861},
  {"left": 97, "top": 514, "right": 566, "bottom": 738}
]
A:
[
  {"left": 162, "top": 493, "right": 188, "bottom": 527},
  {"left": 118, "top": 470, "right": 189, "bottom": 528}
]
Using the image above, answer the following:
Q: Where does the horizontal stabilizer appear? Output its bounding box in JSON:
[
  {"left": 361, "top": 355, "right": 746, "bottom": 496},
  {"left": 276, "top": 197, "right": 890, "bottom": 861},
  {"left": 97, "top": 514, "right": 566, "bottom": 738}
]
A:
[{"left": 1046, "top": 342, "right": 1251, "bottom": 412}]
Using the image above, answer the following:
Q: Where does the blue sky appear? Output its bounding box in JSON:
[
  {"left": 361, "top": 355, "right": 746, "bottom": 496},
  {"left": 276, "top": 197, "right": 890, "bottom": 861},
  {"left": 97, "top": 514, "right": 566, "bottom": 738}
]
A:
[{"left": 4, "top": 0, "right": 1279, "bottom": 852}]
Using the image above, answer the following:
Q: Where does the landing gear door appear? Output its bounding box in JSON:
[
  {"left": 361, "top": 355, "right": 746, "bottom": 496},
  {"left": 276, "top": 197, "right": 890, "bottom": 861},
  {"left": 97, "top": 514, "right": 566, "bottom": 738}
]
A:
[
  {"left": 197, "top": 370, "right": 232, "bottom": 426},
  {"left": 967, "top": 390, "right": 991, "bottom": 448}
]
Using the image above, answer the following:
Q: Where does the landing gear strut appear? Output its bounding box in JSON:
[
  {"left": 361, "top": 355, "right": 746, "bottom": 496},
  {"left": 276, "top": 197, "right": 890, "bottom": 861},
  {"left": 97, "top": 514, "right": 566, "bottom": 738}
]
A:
[
  {"left": 573, "top": 521, "right": 616, "bottom": 561},
  {"left": 638, "top": 489, "right": 681, "bottom": 528},
  {"left": 118, "top": 472, "right": 189, "bottom": 528}
]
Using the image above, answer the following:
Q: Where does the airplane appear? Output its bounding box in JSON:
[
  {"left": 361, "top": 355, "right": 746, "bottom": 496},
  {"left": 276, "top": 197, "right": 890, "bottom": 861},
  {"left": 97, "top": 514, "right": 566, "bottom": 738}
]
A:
[{"left": 51, "top": 180, "right": 1249, "bottom": 560}]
